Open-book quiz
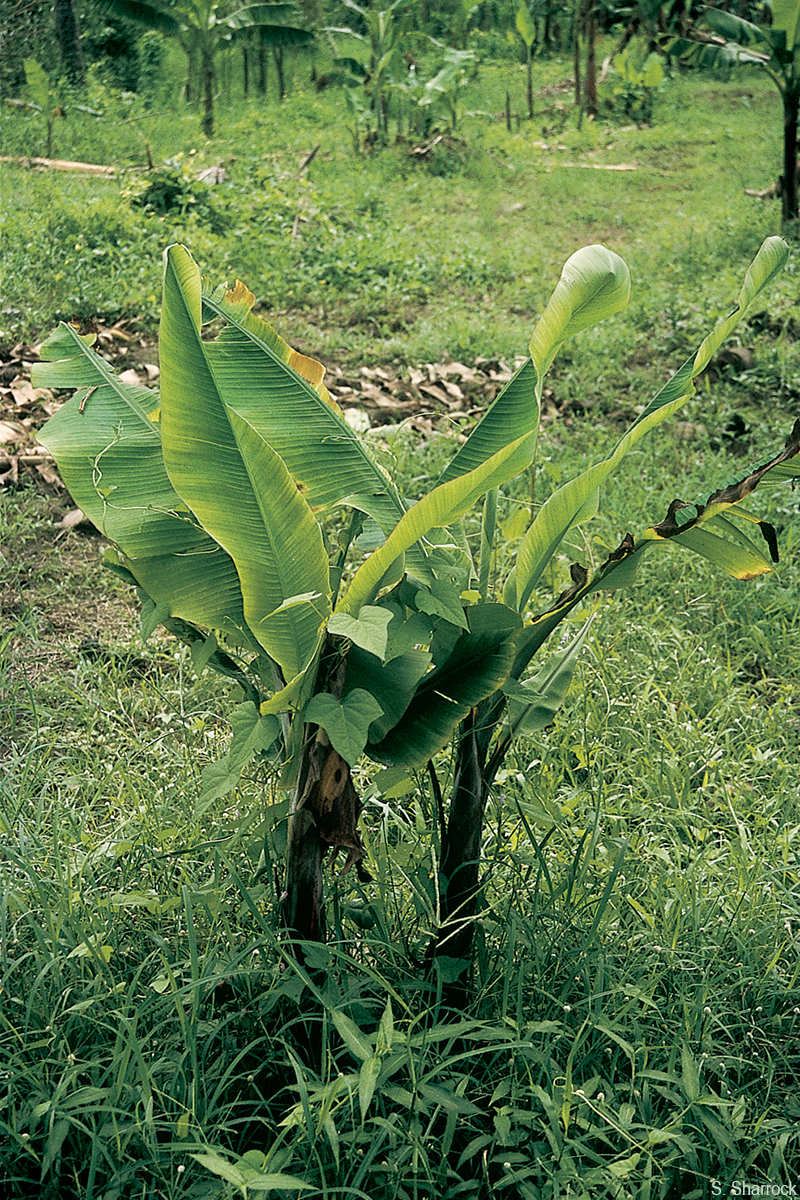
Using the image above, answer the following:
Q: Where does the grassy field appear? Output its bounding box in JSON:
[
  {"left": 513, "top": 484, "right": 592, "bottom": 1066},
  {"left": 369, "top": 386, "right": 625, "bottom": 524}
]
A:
[
  {"left": 1, "top": 36, "right": 800, "bottom": 1199},
  {"left": 0, "top": 44, "right": 794, "bottom": 363}
]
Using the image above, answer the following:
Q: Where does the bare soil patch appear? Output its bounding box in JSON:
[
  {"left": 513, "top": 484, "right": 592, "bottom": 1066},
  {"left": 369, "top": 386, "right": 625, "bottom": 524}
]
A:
[{"left": 0, "top": 319, "right": 535, "bottom": 490}]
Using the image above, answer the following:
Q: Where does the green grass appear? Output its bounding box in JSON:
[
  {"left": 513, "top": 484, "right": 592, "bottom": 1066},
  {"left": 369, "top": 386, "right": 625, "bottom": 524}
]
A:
[
  {"left": 2, "top": 426, "right": 799, "bottom": 1197},
  {"left": 1, "top": 43, "right": 794, "bottom": 368},
  {"left": 2, "top": 34, "right": 800, "bottom": 1200}
]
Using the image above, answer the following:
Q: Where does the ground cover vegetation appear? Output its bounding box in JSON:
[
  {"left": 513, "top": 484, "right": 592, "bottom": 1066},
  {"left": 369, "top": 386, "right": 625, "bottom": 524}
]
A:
[{"left": 2, "top": 3, "right": 800, "bottom": 1198}]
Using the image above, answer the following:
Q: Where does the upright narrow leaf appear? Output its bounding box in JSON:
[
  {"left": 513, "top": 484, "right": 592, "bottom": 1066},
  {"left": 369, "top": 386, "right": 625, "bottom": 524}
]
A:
[
  {"left": 436, "top": 246, "right": 629, "bottom": 488},
  {"left": 771, "top": 0, "right": 800, "bottom": 50},
  {"left": 516, "top": 1, "right": 537, "bottom": 48},
  {"left": 359, "top": 1055, "right": 382, "bottom": 1120},
  {"left": 435, "top": 360, "right": 539, "bottom": 486},
  {"left": 514, "top": 237, "right": 790, "bottom": 611},
  {"left": 159, "top": 246, "right": 331, "bottom": 678},
  {"left": 681, "top": 1044, "right": 701, "bottom": 1103},
  {"left": 529, "top": 245, "right": 631, "bottom": 379},
  {"left": 23, "top": 58, "right": 50, "bottom": 110},
  {"left": 503, "top": 616, "right": 594, "bottom": 738},
  {"left": 201, "top": 276, "right": 418, "bottom": 542},
  {"left": 331, "top": 1010, "right": 374, "bottom": 1061}
]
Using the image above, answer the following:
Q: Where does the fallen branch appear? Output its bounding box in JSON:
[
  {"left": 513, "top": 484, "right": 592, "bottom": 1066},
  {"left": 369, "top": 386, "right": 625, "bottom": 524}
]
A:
[
  {"left": 297, "top": 144, "right": 321, "bottom": 174},
  {"left": 1, "top": 449, "right": 56, "bottom": 466},
  {"left": 557, "top": 161, "right": 639, "bottom": 171},
  {"left": 0, "top": 155, "right": 116, "bottom": 175},
  {"left": 745, "top": 183, "right": 780, "bottom": 200}
]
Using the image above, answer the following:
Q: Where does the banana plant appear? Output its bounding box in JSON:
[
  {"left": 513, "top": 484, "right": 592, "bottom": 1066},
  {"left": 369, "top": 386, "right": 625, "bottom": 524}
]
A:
[
  {"left": 36, "top": 239, "right": 800, "bottom": 998},
  {"left": 94, "top": 0, "right": 313, "bottom": 135},
  {"left": 7, "top": 58, "right": 102, "bottom": 157},
  {"left": 326, "top": 0, "right": 410, "bottom": 143},
  {"left": 516, "top": 1, "right": 537, "bottom": 120},
  {"left": 671, "top": 0, "right": 800, "bottom": 227}
]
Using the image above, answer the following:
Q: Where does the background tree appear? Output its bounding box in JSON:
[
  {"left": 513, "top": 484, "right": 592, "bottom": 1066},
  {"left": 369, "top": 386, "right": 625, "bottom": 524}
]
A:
[
  {"left": 326, "top": 0, "right": 411, "bottom": 143},
  {"left": 611, "top": 0, "right": 674, "bottom": 57},
  {"left": 53, "top": 0, "right": 86, "bottom": 84},
  {"left": 673, "top": 0, "right": 800, "bottom": 230},
  {"left": 1, "top": 0, "right": 156, "bottom": 95},
  {"left": 0, "top": 0, "right": 51, "bottom": 92},
  {"left": 227, "top": 2, "right": 315, "bottom": 99}
]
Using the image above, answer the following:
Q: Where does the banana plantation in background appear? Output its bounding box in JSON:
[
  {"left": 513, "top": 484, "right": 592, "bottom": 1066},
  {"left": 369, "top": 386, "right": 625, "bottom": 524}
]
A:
[{"left": 0, "top": 2, "right": 770, "bottom": 133}]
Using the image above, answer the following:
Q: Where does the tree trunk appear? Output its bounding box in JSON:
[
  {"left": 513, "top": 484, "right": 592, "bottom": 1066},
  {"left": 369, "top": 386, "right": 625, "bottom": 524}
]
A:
[
  {"left": 221, "top": 41, "right": 231, "bottom": 103},
  {"left": 184, "top": 42, "right": 195, "bottom": 103},
  {"left": 201, "top": 47, "right": 215, "bottom": 137},
  {"left": 611, "top": 16, "right": 639, "bottom": 60},
  {"left": 53, "top": 0, "right": 85, "bottom": 84},
  {"left": 281, "top": 649, "right": 369, "bottom": 952},
  {"left": 243, "top": 43, "right": 250, "bottom": 97},
  {"left": 584, "top": 0, "right": 598, "bottom": 117},
  {"left": 433, "top": 712, "right": 488, "bottom": 1006},
  {"left": 274, "top": 45, "right": 286, "bottom": 99},
  {"left": 543, "top": 0, "right": 552, "bottom": 49},
  {"left": 527, "top": 46, "right": 534, "bottom": 120},
  {"left": 283, "top": 794, "right": 326, "bottom": 946},
  {"left": 431, "top": 686, "right": 511, "bottom": 1005},
  {"left": 573, "top": 0, "right": 581, "bottom": 108},
  {"left": 258, "top": 43, "right": 268, "bottom": 94},
  {"left": 783, "top": 87, "right": 799, "bottom": 230}
]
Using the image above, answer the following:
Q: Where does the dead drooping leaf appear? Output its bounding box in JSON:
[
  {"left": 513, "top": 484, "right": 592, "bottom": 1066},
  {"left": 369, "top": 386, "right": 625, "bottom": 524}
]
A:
[
  {"left": 604, "top": 531, "right": 635, "bottom": 564},
  {"left": 297, "top": 727, "right": 371, "bottom": 880},
  {"left": 651, "top": 419, "right": 800, "bottom": 558},
  {"left": 538, "top": 561, "right": 590, "bottom": 618}
]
